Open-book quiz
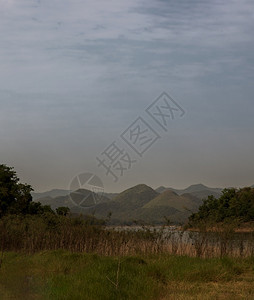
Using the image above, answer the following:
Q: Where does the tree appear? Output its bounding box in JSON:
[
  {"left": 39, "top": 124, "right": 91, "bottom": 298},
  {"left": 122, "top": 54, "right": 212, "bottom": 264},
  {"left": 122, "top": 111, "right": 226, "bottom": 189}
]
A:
[
  {"left": 56, "top": 206, "right": 70, "bottom": 216},
  {"left": 188, "top": 187, "right": 254, "bottom": 227},
  {"left": 0, "top": 164, "right": 33, "bottom": 217}
]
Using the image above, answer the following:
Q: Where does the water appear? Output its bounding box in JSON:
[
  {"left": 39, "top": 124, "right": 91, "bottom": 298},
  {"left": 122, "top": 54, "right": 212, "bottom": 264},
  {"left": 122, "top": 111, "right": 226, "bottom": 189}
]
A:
[{"left": 108, "top": 225, "right": 254, "bottom": 256}]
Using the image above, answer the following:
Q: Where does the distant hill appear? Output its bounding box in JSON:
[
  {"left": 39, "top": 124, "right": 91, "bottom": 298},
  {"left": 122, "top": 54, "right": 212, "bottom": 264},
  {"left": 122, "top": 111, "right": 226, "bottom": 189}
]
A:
[
  {"left": 88, "top": 184, "right": 159, "bottom": 223},
  {"left": 134, "top": 206, "right": 180, "bottom": 224},
  {"left": 144, "top": 190, "right": 201, "bottom": 211},
  {"left": 32, "top": 183, "right": 232, "bottom": 224},
  {"left": 87, "top": 185, "right": 203, "bottom": 224},
  {"left": 140, "top": 190, "right": 202, "bottom": 223},
  {"left": 112, "top": 184, "right": 158, "bottom": 208},
  {"left": 32, "top": 189, "right": 70, "bottom": 200},
  {"left": 103, "top": 193, "right": 119, "bottom": 200},
  {"left": 156, "top": 184, "right": 222, "bottom": 200},
  {"left": 189, "top": 189, "right": 221, "bottom": 200},
  {"left": 34, "top": 189, "right": 109, "bottom": 210},
  {"left": 69, "top": 189, "right": 110, "bottom": 208},
  {"left": 35, "top": 195, "right": 73, "bottom": 210}
]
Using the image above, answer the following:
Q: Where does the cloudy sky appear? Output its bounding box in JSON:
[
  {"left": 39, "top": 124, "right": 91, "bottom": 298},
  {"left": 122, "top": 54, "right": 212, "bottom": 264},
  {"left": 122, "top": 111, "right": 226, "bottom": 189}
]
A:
[{"left": 1, "top": 0, "right": 254, "bottom": 193}]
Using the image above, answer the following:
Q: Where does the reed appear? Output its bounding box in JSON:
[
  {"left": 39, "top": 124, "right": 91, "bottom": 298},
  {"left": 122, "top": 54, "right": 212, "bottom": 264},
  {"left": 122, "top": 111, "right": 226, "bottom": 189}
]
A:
[{"left": 0, "top": 214, "right": 254, "bottom": 258}]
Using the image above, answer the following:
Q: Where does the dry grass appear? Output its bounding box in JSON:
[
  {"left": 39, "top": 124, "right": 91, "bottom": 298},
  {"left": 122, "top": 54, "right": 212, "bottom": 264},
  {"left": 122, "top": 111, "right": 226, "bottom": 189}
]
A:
[
  {"left": 161, "top": 278, "right": 254, "bottom": 300},
  {"left": 1, "top": 215, "right": 254, "bottom": 258}
]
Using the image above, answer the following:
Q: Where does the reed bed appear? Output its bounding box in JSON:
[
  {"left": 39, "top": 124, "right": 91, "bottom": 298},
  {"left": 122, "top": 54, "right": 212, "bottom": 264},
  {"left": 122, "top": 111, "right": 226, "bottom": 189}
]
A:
[{"left": 0, "top": 214, "right": 254, "bottom": 258}]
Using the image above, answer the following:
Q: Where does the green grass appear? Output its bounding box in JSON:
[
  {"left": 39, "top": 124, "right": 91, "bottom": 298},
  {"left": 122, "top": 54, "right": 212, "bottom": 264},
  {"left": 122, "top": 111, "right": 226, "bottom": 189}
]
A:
[{"left": 0, "top": 251, "right": 254, "bottom": 300}]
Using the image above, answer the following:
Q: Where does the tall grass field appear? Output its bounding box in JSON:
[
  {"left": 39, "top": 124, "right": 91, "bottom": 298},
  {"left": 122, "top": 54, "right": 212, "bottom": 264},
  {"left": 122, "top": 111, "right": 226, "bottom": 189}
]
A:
[
  {"left": 0, "top": 251, "right": 254, "bottom": 299},
  {"left": 0, "top": 215, "right": 254, "bottom": 299}
]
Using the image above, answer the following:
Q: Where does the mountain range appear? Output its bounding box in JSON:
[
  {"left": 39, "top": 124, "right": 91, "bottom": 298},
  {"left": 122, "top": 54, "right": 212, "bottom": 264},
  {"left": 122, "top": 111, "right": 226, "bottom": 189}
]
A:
[
  {"left": 156, "top": 184, "right": 222, "bottom": 199},
  {"left": 32, "top": 183, "right": 227, "bottom": 224},
  {"left": 32, "top": 189, "right": 70, "bottom": 200}
]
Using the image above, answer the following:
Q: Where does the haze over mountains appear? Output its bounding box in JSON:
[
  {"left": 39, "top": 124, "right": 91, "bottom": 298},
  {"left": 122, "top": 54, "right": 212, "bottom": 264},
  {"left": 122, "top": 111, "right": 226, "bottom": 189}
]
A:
[
  {"left": 32, "top": 189, "right": 70, "bottom": 201},
  {"left": 156, "top": 184, "right": 223, "bottom": 200},
  {"left": 32, "top": 183, "right": 227, "bottom": 224}
]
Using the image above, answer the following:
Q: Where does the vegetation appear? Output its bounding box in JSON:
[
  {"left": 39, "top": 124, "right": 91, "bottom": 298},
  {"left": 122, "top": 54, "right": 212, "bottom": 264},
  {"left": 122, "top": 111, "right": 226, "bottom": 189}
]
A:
[
  {"left": 1, "top": 213, "right": 254, "bottom": 258},
  {"left": 0, "top": 164, "right": 55, "bottom": 217},
  {"left": 56, "top": 206, "right": 70, "bottom": 216},
  {"left": 1, "top": 164, "right": 254, "bottom": 299},
  {"left": 188, "top": 187, "right": 254, "bottom": 227},
  {"left": 0, "top": 251, "right": 254, "bottom": 299}
]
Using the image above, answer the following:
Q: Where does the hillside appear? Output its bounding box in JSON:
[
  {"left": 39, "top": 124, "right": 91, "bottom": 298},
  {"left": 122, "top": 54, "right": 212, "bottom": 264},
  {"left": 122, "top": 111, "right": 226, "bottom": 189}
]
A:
[
  {"left": 34, "top": 195, "right": 73, "bottom": 210},
  {"left": 32, "top": 189, "right": 70, "bottom": 200},
  {"left": 33, "top": 183, "right": 227, "bottom": 224},
  {"left": 34, "top": 189, "right": 110, "bottom": 210},
  {"left": 156, "top": 184, "right": 222, "bottom": 200},
  {"left": 87, "top": 185, "right": 202, "bottom": 224},
  {"left": 144, "top": 190, "right": 201, "bottom": 211},
  {"left": 103, "top": 192, "right": 119, "bottom": 200},
  {"left": 138, "top": 190, "right": 202, "bottom": 223},
  {"left": 112, "top": 184, "right": 158, "bottom": 208},
  {"left": 89, "top": 184, "right": 159, "bottom": 223}
]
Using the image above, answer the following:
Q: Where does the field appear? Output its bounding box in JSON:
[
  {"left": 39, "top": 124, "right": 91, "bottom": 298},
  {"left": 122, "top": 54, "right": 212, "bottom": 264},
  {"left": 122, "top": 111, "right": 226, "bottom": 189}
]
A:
[
  {"left": 1, "top": 215, "right": 254, "bottom": 299},
  {"left": 0, "top": 251, "right": 254, "bottom": 300}
]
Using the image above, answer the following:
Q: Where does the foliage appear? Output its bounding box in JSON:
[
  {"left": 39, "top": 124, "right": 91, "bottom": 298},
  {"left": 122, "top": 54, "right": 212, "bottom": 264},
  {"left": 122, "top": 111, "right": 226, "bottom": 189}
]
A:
[
  {"left": 1, "top": 213, "right": 254, "bottom": 257},
  {"left": 0, "top": 251, "right": 254, "bottom": 299},
  {"left": 56, "top": 206, "right": 70, "bottom": 216},
  {"left": 0, "top": 164, "right": 33, "bottom": 217},
  {"left": 188, "top": 187, "right": 254, "bottom": 226},
  {"left": 0, "top": 164, "right": 56, "bottom": 217}
]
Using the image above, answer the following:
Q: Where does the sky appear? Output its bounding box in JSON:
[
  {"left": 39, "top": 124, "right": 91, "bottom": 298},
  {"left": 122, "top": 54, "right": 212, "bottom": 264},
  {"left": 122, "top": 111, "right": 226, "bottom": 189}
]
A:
[{"left": 0, "top": 0, "right": 254, "bottom": 193}]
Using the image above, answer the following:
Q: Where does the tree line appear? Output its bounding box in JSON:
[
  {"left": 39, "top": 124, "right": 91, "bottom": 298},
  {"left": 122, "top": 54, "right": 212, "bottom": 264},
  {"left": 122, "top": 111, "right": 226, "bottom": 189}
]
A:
[{"left": 188, "top": 187, "right": 254, "bottom": 226}]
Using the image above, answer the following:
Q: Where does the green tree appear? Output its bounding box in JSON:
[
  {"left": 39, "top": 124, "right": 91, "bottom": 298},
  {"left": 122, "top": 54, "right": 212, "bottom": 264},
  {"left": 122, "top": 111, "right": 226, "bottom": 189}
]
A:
[
  {"left": 0, "top": 164, "right": 34, "bottom": 217},
  {"left": 56, "top": 206, "right": 70, "bottom": 216},
  {"left": 0, "top": 164, "right": 56, "bottom": 217},
  {"left": 188, "top": 187, "right": 254, "bottom": 227}
]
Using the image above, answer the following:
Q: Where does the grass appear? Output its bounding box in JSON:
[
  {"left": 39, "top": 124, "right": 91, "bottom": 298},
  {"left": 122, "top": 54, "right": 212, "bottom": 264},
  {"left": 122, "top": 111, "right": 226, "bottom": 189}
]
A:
[
  {"left": 0, "top": 251, "right": 254, "bottom": 300},
  {"left": 1, "top": 215, "right": 254, "bottom": 298},
  {"left": 1, "top": 215, "right": 254, "bottom": 257}
]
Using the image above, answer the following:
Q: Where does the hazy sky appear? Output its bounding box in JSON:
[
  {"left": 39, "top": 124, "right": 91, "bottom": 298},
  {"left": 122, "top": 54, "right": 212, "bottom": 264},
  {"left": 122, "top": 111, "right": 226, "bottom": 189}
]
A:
[{"left": 1, "top": 0, "right": 254, "bottom": 193}]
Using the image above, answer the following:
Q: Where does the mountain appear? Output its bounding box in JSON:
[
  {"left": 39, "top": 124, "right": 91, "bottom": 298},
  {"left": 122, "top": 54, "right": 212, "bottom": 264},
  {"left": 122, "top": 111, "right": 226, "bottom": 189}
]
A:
[
  {"left": 144, "top": 190, "right": 201, "bottom": 211},
  {"left": 156, "top": 186, "right": 170, "bottom": 194},
  {"left": 35, "top": 195, "right": 73, "bottom": 210},
  {"left": 89, "top": 185, "right": 202, "bottom": 224},
  {"left": 103, "top": 193, "right": 119, "bottom": 200},
  {"left": 34, "top": 189, "right": 110, "bottom": 210},
  {"left": 112, "top": 184, "right": 158, "bottom": 208},
  {"left": 140, "top": 190, "right": 202, "bottom": 223},
  {"left": 33, "top": 183, "right": 226, "bottom": 224},
  {"left": 156, "top": 184, "right": 222, "bottom": 200},
  {"left": 32, "top": 189, "right": 70, "bottom": 200},
  {"left": 89, "top": 184, "right": 159, "bottom": 222},
  {"left": 134, "top": 206, "right": 180, "bottom": 224},
  {"left": 34, "top": 184, "right": 158, "bottom": 222},
  {"left": 69, "top": 189, "right": 110, "bottom": 208},
  {"left": 188, "top": 189, "right": 221, "bottom": 200}
]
